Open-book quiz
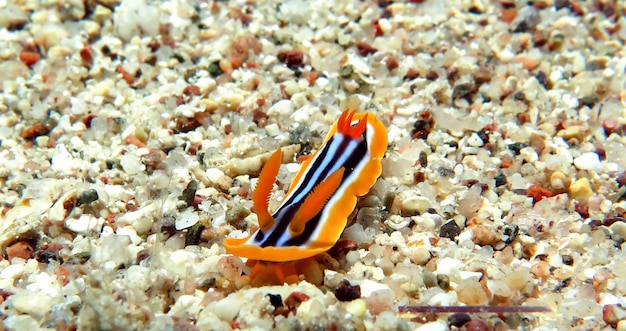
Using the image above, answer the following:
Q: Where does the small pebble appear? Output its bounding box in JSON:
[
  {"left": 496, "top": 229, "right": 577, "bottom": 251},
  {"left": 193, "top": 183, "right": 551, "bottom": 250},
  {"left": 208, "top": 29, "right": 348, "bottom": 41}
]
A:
[
  {"left": 175, "top": 210, "right": 200, "bottom": 230},
  {"left": 465, "top": 319, "right": 491, "bottom": 331},
  {"left": 345, "top": 299, "right": 367, "bottom": 317},
  {"left": 439, "top": 220, "right": 461, "bottom": 240},
  {"left": 456, "top": 278, "right": 488, "bottom": 305},
  {"left": 471, "top": 224, "right": 501, "bottom": 247},
  {"left": 501, "top": 224, "right": 519, "bottom": 244},
  {"left": 561, "top": 254, "right": 574, "bottom": 266},
  {"left": 266, "top": 293, "right": 283, "bottom": 309},
  {"left": 448, "top": 313, "right": 471, "bottom": 327},
  {"left": 603, "top": 304, "right": 626, "bottom": 327},
  {"left": 120, "top": 153, "right": 145, "bottom": 175},
  {"left": 77, "top": 189, "right": 99, "bottom": 206},
  {"left": 179, "top": 180, "right": 198, "bottom": 208},
  {"left": 409, "top": 247, "right": 431, "bottom": 266},
  {"left": 610, "top": 222, "right": 626, "bottom": 241},
  {"left": 494, "top": 174, "right": 507, "bottom": 187},
  {"left": 360, "top": 280, "right": 395, "bottom": 315},
  {"left": 334, "top": 279, "right": 361, "bottom": 302},
  {"left": 569, "top": 178, "right": 594, "bottom": 200},
  {"left": 550, "top": 171, "right": 570, "bottom": 191},
  {"left": 574, "top": 152, "right": 601, "bottom": 171},
  {"left": 7, "top": 241, "right": 34, "bottom": 260},
  {"left": 437, "top": 274, "right": 450, "bottom": 290},
  {"left": 423, "top": 270, "right": 438, "bottom": 288},
  {"left": 503, "top": 269, "right": 533, "bottom": 293}
]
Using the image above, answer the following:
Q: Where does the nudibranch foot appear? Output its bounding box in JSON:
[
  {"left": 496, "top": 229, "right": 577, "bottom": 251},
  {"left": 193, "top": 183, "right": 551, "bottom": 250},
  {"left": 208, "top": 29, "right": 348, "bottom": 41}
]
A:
[{"left": 246, "top": 257, "right": 321, "bottom": 286}]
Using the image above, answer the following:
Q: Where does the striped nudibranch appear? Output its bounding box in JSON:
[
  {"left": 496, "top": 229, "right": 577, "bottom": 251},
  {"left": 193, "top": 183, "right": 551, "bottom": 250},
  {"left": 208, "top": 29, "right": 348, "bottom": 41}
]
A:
[{"left": 223, "top": 110, "right": 387, "bottom": 262}]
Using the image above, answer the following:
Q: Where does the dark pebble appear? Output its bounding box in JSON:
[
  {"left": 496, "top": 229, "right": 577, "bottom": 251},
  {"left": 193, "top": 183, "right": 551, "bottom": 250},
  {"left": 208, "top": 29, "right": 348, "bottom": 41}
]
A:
[
  {"left": 174, "top": 116, "right": 202, "bottom": 134},
  {"left": 502, "top": 224, "right": 519, "bottom": 244},
  {"left": 437, "top": 274, "right": 450, "bottom": 290},
  {"left": 477, "top": 129, "right": 490, "bottom": 143},
  {"left": 266, "top": 293, "right": 283, "bottom": 308},
  {"left": 611, "top": 234, "right": 625, "bottom": 247},
  {"left": 136, "top": 249, "right": 151, "bottom": 263},
  {"left": 418, "top": 151, "right": 428, "bottom": 167},
  {"left": 535, "top": 70, "right": 550, "bottom": 89},
  {"left": 289, "top": 124, "right": 313, "bottom": 145},
  {"left": 440, "top": 220, "right": 461, "bottom": 240},
  {"left": 473, "top": 67, "right": 492, "bottom": 85},
  {"left": 68, "top": 252, "right": 91, "bottom": 264},
  {"left": 252, "top": 109, "right": 269, "bottom": 127},
  {"left": 179, "top": 180, "right": 198, "bottom": 208},
  {"left": 425, "top": 70, "right": 439, "bottom": 80},
  {"left": 35, "top": 250, "right": 61, "bottom": 263},
  {"left": 511, "top": 7, "right": 540, "bottom": 33},
  {"left": 77, "top": 189, "right": 99, "bottom": 206},
  {"left": 561, "top": 254, "right": 573, "bottom": 266},
  {"left": 554, "top": 0, "right": 570, "bottom": 10},
  {"left": 452, "top": 83, "right": 474, "bottom": 100},
  {"left": 185, "top": 223, "right": 204, "bottom": 246},
  {"left": 334, "top": 279, "right": 361, "bottom": 302},
  {"left": 339, "top": 65, "right": 353, "bottom": 78},
  {"left": 507, "top": 142, "right": 527, "bottom": 155},
  {"left": 448, "top": 313, "right": 471, "bottom": 327},
  {"left": 226, "top": 205, "right": 250, "bottom": 226},
  {"left": 581, "top": 96, "right": 597, "bottom": 107},
  {"left": 553, "top": 277, "right": 572, "bottom": 291},
  {"left": 208, "top": 61, "right": 223, "bottom": 77},
  {"left": 411, "top": 117, "right": 434, "bottom": 140},
  {"left": 438, "top": 167, "right": 455, "bottom": 178},
  {"left": 513, "top": 91, "right": 527, "bottom": 102},
  {"left": 277, "top": 50, "right": 305, "bottom": 69},
  {"left": 494, "top": 173, "right": 507, "bottom": 187}
]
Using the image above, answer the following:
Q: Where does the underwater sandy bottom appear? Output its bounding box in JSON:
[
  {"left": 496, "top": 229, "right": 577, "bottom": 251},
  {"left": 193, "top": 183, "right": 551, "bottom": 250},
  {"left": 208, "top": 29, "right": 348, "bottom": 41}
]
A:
[{"left": 1, "top": 0, "right": 626, "bottom": 330}]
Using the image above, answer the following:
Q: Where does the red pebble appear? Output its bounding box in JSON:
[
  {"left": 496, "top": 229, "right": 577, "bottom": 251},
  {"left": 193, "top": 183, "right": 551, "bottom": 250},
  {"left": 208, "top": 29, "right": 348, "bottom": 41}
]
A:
[
  {"left": 356, "top": 42, "right": 378, "bottom": 56},
  {"left": 20, "top": 51, "right": 40, "bottom": 67},
  {"left": 602, "top": 118, "right": 620, "bottom": 136},
  {"left": 21, "top": 122, "right": 49, "bottom": 139},
  {"left": 7, "top": 241, "right": 34, "bottom": 260},
  {"left": 465, "top": 319, "right": 493, "bottom": 331},
  {"left": 385, "top": 55, "right": 399, "bottom": 71},
  {"left": 526, "top": 184, "right": 553, "bottom": 203},
  {"left": 277, "top": 50, "right": 304, "bottom": 69},
  {"left": 284, "top": 292, "right": 310, "bottom": 311},
  {"left": 372, "top": 19, "right": 384, "bottom": 37},
  {"left": 116, "top": 66, "right": 134, "bottom": 84},
  {"left": 79, "top": 47, "right": 93, "bottom": 64},
  {"left": 603, "top": 304, "right": 626, "bottom": 328},
  {"left": 182, "top": 85, "right": 201, "bottom": 96}
]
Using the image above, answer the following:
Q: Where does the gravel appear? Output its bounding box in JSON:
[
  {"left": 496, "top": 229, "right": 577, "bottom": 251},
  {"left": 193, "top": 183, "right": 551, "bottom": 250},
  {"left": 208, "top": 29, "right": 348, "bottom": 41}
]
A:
[{"left": 1, "top": 0, "right": 626, "bottom": 330}]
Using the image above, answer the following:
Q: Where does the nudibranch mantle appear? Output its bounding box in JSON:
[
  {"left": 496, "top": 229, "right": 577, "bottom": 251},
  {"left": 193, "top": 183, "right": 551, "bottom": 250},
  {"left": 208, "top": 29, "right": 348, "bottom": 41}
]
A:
[{"left": 224, "top": 110, "right": 387, "bottom": 262}]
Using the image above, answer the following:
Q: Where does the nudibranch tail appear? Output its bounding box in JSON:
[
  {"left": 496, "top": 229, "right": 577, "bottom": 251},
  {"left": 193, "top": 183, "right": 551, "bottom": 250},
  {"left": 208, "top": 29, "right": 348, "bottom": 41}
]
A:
[{"left": 253, "top": 148, "right": 282, "bottom": 232}]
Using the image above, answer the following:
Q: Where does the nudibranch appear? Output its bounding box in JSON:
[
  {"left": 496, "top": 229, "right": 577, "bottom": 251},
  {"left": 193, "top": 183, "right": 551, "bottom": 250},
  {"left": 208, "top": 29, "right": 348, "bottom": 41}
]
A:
[{"left": 223, "top": 110, "right": 387, "bottom": 280}]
